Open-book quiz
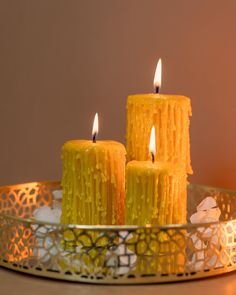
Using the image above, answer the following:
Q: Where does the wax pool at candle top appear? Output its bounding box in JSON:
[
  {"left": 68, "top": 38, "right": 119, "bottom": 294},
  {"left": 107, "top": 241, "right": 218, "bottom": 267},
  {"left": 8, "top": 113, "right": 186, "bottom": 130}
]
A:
[
  {"left": 61, "top": 140, "right": 126, "bottom": 225},
  {"left": 126, "top": 93, "right": 192, "bottom": 174}
]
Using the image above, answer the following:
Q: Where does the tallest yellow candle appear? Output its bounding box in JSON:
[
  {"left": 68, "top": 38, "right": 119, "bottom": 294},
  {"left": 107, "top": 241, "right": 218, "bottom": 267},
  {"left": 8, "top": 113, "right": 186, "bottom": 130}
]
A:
[{"left": 126, "top": 59, "right": 192, "bottom": 174}]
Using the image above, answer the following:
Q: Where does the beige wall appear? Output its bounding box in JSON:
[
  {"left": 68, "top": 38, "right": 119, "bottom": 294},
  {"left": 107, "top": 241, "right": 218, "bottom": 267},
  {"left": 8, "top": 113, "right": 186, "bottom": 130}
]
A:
[{"left": 0, "top": 0, "right": 236, "bottom": 189}]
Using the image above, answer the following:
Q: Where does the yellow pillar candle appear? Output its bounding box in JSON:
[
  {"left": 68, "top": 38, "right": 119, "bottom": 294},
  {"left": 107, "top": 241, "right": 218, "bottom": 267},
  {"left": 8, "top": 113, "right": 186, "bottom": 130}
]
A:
[
  {"left": 126, "top": 59, "right": 192, "bottom": 174},
  {"left": 125, "top": 127, "right": 187, "bottom": 273},
  {"left": 61, "top": 114, "right": 126, "bottom": 225},
  {"left": 125, "top": 161, "right": 187, "bottom": 225},
  {"left": 126, "top": 160, "right": 187, "bottom": 273},
  {"left": 126, "top": 125, "right": 187, "bottom": 225}
]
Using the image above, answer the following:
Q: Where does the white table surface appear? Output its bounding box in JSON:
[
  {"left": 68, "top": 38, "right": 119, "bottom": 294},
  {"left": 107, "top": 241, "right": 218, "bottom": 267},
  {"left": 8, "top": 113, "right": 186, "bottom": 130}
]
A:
[{"left": 1, "top": 267, "right": 236, "bottom": 295}]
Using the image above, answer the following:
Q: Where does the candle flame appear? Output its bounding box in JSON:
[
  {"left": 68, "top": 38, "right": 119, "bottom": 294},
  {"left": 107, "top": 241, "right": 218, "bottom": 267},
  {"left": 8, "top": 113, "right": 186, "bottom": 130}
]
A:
[
  {"left": 92, "top": 113, "right": 99, "bottom": 142},
  {"left": 149, "top": 126, "right": 156, "bottom": 162},
  {"left": 153, "top": 58, "right": 162, "bottom": 92}
]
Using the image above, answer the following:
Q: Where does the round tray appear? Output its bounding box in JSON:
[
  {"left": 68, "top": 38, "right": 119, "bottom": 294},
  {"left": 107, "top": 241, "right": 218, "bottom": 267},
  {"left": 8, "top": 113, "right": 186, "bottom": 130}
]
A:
[{"left": 0, "top": 181, "right": 236, "bottom": 284}]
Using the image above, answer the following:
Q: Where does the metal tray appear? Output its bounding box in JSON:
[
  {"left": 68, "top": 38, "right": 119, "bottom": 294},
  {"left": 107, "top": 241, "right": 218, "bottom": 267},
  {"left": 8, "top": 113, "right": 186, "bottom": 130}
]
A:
[{"left": 0, "top": 181, "right": 236, "bottom": 284}]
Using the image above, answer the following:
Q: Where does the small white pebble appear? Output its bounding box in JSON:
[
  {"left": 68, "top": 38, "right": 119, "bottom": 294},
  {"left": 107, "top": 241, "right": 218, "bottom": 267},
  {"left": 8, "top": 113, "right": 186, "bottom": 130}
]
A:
[
  {"left": 52, "top": 207, "right": 62, "bottom": 221},
  {"left": 203, "top": 207, "right": 221, "bottom": 222},
  {"left": 106, "top": 243, "right": 137, "bottom": 275},
  {"left": 190, "top": 207, "right": 221, "bottom": 224},
  {"left": 33, "top": 206, "right": 61, "bottom": 223},
  {"left": 198, "top": 224, "right": 218, "bottom": 238},
  {"left": 117, "top": 244, "right": 137, "bottom": 266},
  {"left": 190, "top": 210, "right": 207, "bottom": 224},
  {"left": 197, "top": 197, "right": 217, "bottom": 212},
  {"left": 33, "top": 206, "right": 55, "bottom": 222},
  {"left": 53, "top": 190, "right": 62, "bottom": 200},
  {"left": 188, "top": 197, "right": 223, "bottom": 272},
  {"left": 52, "top": 200, "right": 62, "bottom": 209},
  {"left": 119, "top": 231, "right": 133, "bottom": 241}
]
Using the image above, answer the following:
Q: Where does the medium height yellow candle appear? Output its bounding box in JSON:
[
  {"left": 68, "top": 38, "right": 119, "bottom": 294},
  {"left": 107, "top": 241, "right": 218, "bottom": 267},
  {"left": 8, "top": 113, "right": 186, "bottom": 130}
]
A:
[
  {"left": 126, "top": 59, "right": 192, "bottom": 174},
  {"left": 61, "top": 114, "right": 126, "bottom": 225}
]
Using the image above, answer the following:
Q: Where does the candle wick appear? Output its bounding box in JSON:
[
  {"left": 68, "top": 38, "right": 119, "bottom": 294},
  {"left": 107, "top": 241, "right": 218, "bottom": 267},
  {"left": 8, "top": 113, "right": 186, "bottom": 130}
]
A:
[
  {"left": 92, "top": 133, "right": 96, "bottom": 143},
  {"left": 154, "top": 86, "right": 160, "bottom": 94},
  {"left": 151, "top": 152, "right": 155, "bottom": 163}
]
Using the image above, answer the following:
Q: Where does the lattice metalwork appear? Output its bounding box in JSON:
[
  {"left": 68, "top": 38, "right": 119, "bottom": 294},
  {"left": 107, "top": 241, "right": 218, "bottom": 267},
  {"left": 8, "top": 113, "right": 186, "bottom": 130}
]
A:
[{"left": 1, "top": 181, "right": 236, "bottom": 284}]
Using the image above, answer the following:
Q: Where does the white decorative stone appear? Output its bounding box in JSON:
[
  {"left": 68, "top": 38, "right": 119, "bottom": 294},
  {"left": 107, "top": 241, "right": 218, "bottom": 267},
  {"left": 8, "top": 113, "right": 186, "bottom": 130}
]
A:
[
  {"left": 190, "top": 207, "right": 221, "bottom": 224},
  {"left": 190, "top": 210, "right": 206, "bottom": 224},
  {"left": 51, "top": 207, "right": 62, "bottom": 221},
  {"left": 119, "top": 230, "right": 133, "bottom": 241},
  {"left": 188, "top": 197, "right": 222, "bottom": 271},
  {"left": 36, "top": 236, "right": 60, "bottom": 263},
  {"left": 197, "top": 197, "right": 217, "bottom": 212},
  {"left": 203, "top": 207, "right": 221, "bottom": 222},
  {"left": 33, "top": 205, "right": 61, "bottom": 224},
  {"left": 53, "top": 189, "right": 63, "bottom": 200},
  {"left": 106, "top": 244, "right": 137, "bottom": 275}
]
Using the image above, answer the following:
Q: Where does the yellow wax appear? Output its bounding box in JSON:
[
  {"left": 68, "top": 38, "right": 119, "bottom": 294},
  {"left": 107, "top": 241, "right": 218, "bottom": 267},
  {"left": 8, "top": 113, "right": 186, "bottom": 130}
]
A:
[
  {"left": 61, "top": 140, "right": 126, "bottom": 225},
  {"left": 126, "top": 160, "right": 187, "bottom": 274},
  {"left": 126, "top": 94, "right": 192, "bottom": 174},
  {"left": 125, "top": 161, "right": 187, "bottom": 225}
]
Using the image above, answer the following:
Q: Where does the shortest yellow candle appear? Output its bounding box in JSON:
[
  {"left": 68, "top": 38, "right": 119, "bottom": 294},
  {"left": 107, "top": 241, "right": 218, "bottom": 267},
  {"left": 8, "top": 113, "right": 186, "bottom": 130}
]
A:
[
  {"left": 125, "top": 161, "right": 187, "bottom": 226},
  {"left": 125, "top": 125, "right": 187, "bottom": 274},
  {"left": 126, "top": 161, "right": 187, "bottom": 274}
]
